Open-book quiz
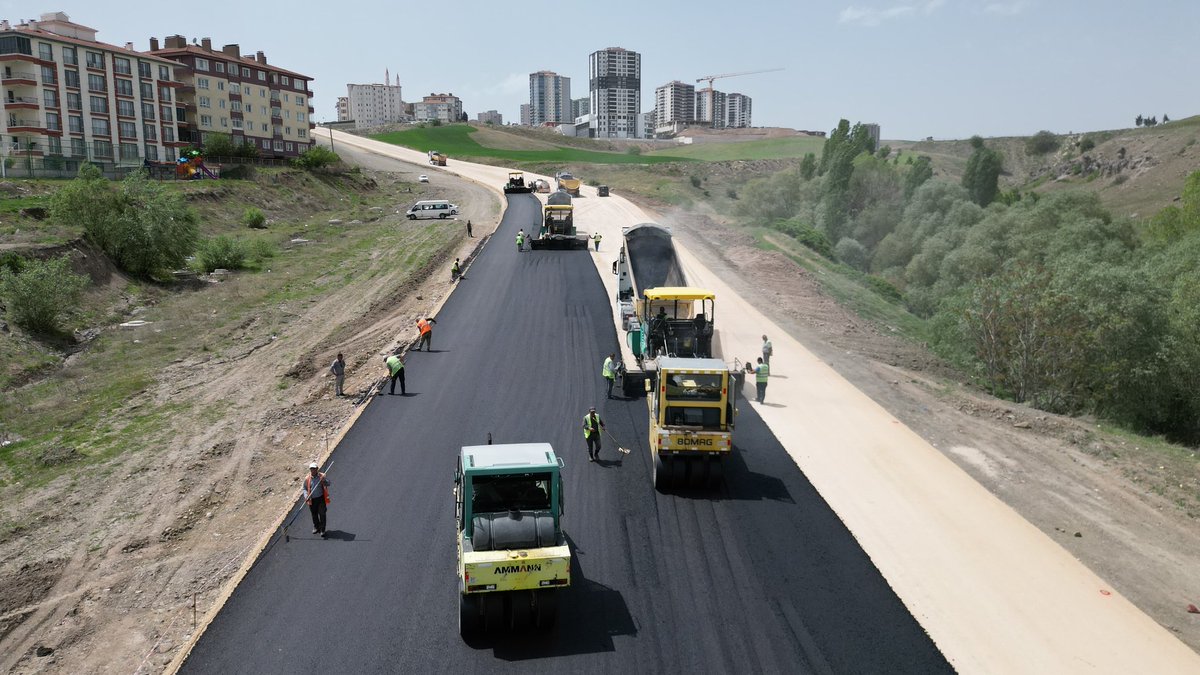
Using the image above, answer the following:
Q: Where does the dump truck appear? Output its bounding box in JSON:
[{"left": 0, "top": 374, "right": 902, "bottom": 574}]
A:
[
  {"left": 430, "top": 152, "right": 448, "bottom": 166},
  {"left": 456, "top": 443, "right": 570, "bottom": 637},
  {"left": 504, "top": 171, "right": 533, "bottom": 194},
  {"left": 534, "top": 179, "right": 551, "bottom": 193},
  {"left": 531, "top": 190, "right": 587, "bottom": 250},
  {"left": 556, "top": 172, "right": 581, "bottom": 197}
]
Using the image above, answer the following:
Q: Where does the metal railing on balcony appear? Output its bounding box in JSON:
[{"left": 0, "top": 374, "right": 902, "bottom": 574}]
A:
[
  {"left": 5, "top": 96, "right": 40, "bottom": 105},
  {"left": 2, "top": 70, "right": 38, "bottom": 82},
  {"left": 7, "top": 118, "right": 45, "bottom": 129}
]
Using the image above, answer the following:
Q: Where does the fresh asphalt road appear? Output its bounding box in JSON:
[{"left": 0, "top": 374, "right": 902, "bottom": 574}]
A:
[{"left": 181, "top": 195, "right": 951, "bottom": 673}]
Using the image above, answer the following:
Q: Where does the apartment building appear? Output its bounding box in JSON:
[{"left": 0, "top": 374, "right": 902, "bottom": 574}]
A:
[
  {"left": 476, "top": 109, "right": 502, "bottom": 125},
  {"left": 519, "top": 103, "right": 531, "bottom": 126},
  {"left": 694, "top": 87, "right": 727, "bottom": 128},
  {"left": 725, "top": 93, "right": 752, "bottom": 129},
  {"left": 528, "top": 70, "right": 570, "bottom": 126},
  {"left": 149, "top": 34, "right": 314, "bottom": 159},
  {"left": 345, "top": 81, "right": 404, "bottom": 128},
  {"left": 588, "top": 47, "right": 640, "bottom": 139},
  {"left": 571, "top": 96, "right": 589, "bottom": 121},
  {"left": 863, "top": 123, "right": 881, "bottom": 151},
  {"left": 413, "top": 93, "right": 462, "bottom": 123},
  {"left": 336, "top": 96, "right": 349, "bottom": 121},
  {"left": 653, "top": 80, "right": 695, "bottom": 135},
  {"left": 0, "top": 12, "right": 185, "bottom": 166}
]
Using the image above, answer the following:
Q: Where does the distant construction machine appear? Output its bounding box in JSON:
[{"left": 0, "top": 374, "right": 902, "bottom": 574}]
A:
[
  {"left": 531, "top": 190, "right": 587, "bottom": 250},
  {"left": 429, "top": 151, "right": 448, "bottom": 166},
  {"left": 555, "top": 172, "right": 581, "bottom": 197},
  {"left": 504, "top": 171, "right": 534, "bottom": 194}
]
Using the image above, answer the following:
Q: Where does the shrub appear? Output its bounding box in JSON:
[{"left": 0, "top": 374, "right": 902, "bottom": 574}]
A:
[
  {"left": 834, "top": 237, "right": 869, "bottom": 271},
  {"left": 774, "top": 218, "right": 834, "bottom": 259},
  {"left": 1025, "top": 130, "right": 1060, "bottom": 155},
  {"left": 0, "top": 256, "right": 88, "bottom": 332},
  {"left": 293, "top": 146, "right": 341, "bottom": 171},
  {"left": 1112, "top": 174, "right": 1129, "bottom": 186},
  {"left": 689, "top": 175, "right": 702, "bottom": 188},
  {"left": 864, "top": 275, "right": 903, "bottom": 302},
  {"left": 220, "top": 164, "right": 255, "bottom": 180},
  {"left": 195, "top": 236, "right": 248, "bottom": 272},
  {"left": 242, "top": 207, "right": 267, "bottom": 229},
  {"left": 726, "top": 188, "right": 738, "bottom": 200},
  {"left": 1079, "top": 137, "right": 1096, "bottom": 152},
  {"left": 626, "top": 146, "right": 641, "bottom": 156},
  {"left": 0, "top": 251, "right": 26, "bottom": 275},
  {"left": 247, "top": 239, "right": 276, "bottom": 263}
]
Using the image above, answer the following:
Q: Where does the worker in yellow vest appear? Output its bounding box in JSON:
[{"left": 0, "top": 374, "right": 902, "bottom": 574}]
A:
[
  {"left": 752, "top": 357, "right": 770, "bottom": 403},
  {"left": 516, "top": 229, "right": 526, "bottom": 252},
  {"left": 602, "top": 352, "right": 617, "bottom": 399},
  {"left": 384, "top": 353, "right": 405, "bottom": 395},
  {"left": 582, "top": 406, "right": 606, "bottom": 462}
]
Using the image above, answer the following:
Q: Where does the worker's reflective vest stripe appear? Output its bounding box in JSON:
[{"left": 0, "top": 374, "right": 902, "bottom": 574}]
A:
[
  {"left": 418, "top": 319, "right": 431, "bottom": 335},
  {"left": 386, "top": 355, "right": 403, "bottom": 376},
  {"left": 756, "top": 363, "right": 770, "bottom": 383},
  {"left": 582, "top": 414, "right": 601, "bottom": 438},
  {"left": 602, "top": 357, "right": 615, "bottom": 379},
  {"left": 304, "top": 473, "right": 330, "bottom": 505},
  {"left": 516, "top": 233, "right": 525, "bottom": 244}
]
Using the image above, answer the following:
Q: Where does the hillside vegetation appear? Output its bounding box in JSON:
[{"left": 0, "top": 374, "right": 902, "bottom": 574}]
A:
[{"left": 373, "top": 124, "right": 686, "bottom": 165}]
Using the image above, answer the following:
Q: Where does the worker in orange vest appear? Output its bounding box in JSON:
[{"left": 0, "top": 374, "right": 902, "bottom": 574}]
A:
[
  {"left": 303, "top": 461, "right": 331, "bottom": 537},
  {"left": 415, "top": 317, "right": 437, "bottom": 351}
]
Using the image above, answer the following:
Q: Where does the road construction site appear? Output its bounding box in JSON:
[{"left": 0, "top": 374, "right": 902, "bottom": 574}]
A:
[{"left": 174, "top": 130, "right": 1199, "bottom": 673}]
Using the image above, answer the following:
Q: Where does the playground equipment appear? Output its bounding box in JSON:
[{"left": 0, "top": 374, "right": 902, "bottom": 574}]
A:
[{"left": 176, "top": 149, "right": 219, "bottom": 180}]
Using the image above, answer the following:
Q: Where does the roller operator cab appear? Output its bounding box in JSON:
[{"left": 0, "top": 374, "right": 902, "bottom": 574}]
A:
[{"left": 455, "top": 443, "right": 570, "bottom": 637}]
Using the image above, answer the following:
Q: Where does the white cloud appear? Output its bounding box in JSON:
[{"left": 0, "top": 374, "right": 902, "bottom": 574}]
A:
[
  {"left": 839, "top": 0, "right": 945, "bottom": 26},
  {"left": 984, "top": 1, "right": 1028, "bottom": 15}
]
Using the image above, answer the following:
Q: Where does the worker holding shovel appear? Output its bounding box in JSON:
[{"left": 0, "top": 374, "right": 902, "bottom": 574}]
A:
[{"left": 303, "top": 462, "right": 331, "bottom": 538}]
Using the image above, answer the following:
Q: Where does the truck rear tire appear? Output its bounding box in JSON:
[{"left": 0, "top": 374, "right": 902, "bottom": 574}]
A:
[{"left": 670, "top": 455, "right": 688, "bottom": 486}]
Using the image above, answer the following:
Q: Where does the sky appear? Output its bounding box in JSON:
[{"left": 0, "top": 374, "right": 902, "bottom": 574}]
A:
[{"left": 10, "top": 0, "right": 1200, "bottom": 140}]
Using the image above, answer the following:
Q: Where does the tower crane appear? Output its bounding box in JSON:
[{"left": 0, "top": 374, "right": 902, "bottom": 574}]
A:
[{"left": 694, "top": 68, "right": 783, "bottom": 128}]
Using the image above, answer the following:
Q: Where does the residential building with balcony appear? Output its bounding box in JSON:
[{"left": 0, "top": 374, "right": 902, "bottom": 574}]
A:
[
  {"left": 725, "top": 93, "right": 752, "bottom": 129},
  {"left": 0, "top": 12, "right": 185, "bottom": 166},
  {"left": 570, "top": 96, "right": 589, "bottom": 121},
  {"left": 588, "top": 47, "right": 640, "bottom": 139},
  {"left": 345, "top": 81, "right": 404, "bottom": 128},
  {"left": 654, "top": 80, "right": 694, "bottom": 135},
  {"left": 149, "top": 34, "right": 314, "bottom": 158},
  {"left": 519, "top": 103, "right": 531, "bottom": 126},
  {"left": 413, "top": 93, "right": 462, "bottom": 123},
  {"left": 476, "top": 109, "right": 502, "bottom": 125},
  {"left": 528, "top": 70, "right": 569, "bottom": 126},
  {"left": 336, "top": 96, "right": 349, "bottom": 121},
  {"left": 695, "top": 87, "right": 727, "bottom": 128}
]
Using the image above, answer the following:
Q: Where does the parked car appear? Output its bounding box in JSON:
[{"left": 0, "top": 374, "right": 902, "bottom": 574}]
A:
[{"left": 419, "top": 174, "right": 430, "bottom": 183}]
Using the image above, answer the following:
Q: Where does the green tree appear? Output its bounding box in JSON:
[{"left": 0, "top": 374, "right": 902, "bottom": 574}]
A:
[
  {"left": 0, "top": 256, "right": 89, "bottom": 333},
  {"left": 294, "top": 146, "right": 341, "bottom": 170},
  {"left": 819, "top": 119, "right": 851, "bottom": 175},
  {"left": 835, "top": 237, "right": 869, "bottom": 270},
  {"left": 799, "top": 153, "right": 817, "bottom": 180},
  {"left": 1024, "top": 130, "right": 1060, "bottom": 156},
  {"left": 903, "top": 155, "right": 933, "bottom": 199},
  {"left": 962, "top": 141, "right": 1003, "bottom": 207}
]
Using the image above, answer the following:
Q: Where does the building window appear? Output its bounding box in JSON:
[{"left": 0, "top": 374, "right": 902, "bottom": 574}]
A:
[
  {"left": 140, "top": 81, "right": 154, "bottom": 99},
  {"left": 117, "top": 99, "right": 135, "bottom": 117},
  {"left": 281, "top": 76, "right": 290, "bottom": 86},
  {"left": 257, "top": 71, "right": 266, "bottom": 81},
  {"left": 260, "top": 89, "right": 266, "bottom": 98},
  {"left": 46, "top": 112, "right": 61, "bottom": 131},
  {"left": 64, "top": 70, "right": 80, "bottom": 88},
  {"left": 261, "top": 123, "right": 268, "bottom": 132},
  {"left": 62, "top": 46, "right": 77, "bottom": 65},
  {"left": 194, "top": 58, "right": 209, "bottom": 71},
  {"left": 286, "top": 142, "right": 293, "bottom": 152},
  {"left": 197, "top": 77, "right": 210, "bottom": 89},
  {"left": 261, "top": 139, "right": 270, "bottom": 149},
  {"left": 296, "top": 96, "right": 305, "bottom": 106},
  {"left": 47, "top": 136, "right": 62, "bottom": 155},
  {"left": 159, "top": 65, "right": 170, "bottom": 80},
  {"left": 119, "top": 142, "right": 139, "bottom": 160},
  {"left": 244, "top": 104, "right": 252, "bottom": 114},
  {"left": 143, "top": 124, "right": 157, "bottom": 141},
  {"left": 217, "top": 81, "right": 224, "bottom": 91},
  {"left": 160, "top": 105, "right": 172, "bottom": 122},
  {"left": 241, "top": 67, "right": 250, "bottom": 77},
  {"left": 198, "top": 96, "right": 210, "bottom": 109},
  {"left": 200, "top": 114, "right": 212, "bottom": 127},
  {"left": 138, "top": 61, "right": 151, "bottom": 78},
  {"left": 284, "top": 126, "right": 291, "bottom": 135},
  {"left": 115, "top": 79, "right": 133, "bottom": 96},
  {"left": 230, "top": 83, "right": 240, "bottom": 95},
  {"left": 93, "top": 140, "right": 113, "bottom": 158},
  {"left": 38, "top": 42, "right": 54, "bottom": 61},
  {"left": 163, "top": 127, "right": 175, "bottom": 142},
  {"left": 297, "top": 112, "right": 305, "bottom": 122},
  {"left": 114, "top": 57, "right": 131, "bottom": 75},
  {"left": 86, "top": 51, "right": 105, "bottom": 69},
  {"left": 70, "top": 137, "right": 86, "bottom": 157},
  {"left": 218, "top": 99, "right": 226, "bottom": 109},
  {"left": 88, "top": 74, "right": 106, "bottom": 92},
  {"left": 231, "top": 118, "right": 243, "bottom": 129},
  {"left": 119, "top": 121, "right": 137, "bottom": 138},
  {"left": 298, "top": 129, "right": 307, "bottom": 139},
  {"left": 231, "top": 100, "right": 242, "bottom": 112},
  {"left": 92, "top": 119, "right": 110, "bottom": 136},
  {"left": 69, "top": 115, "right": 83, "bottom": 133},
  {"left": 89, "top": 96, "right": 108, "bottom": 114},
  {"left": 43, "top": 90, "right": 58, "bottom": 108},
  {"left": 273, "top": 140, "right": 284, "bottom": 151},
  {"left": 145, "top": 144, "right": 158, "bottom": 161},
  {"left": 164, "top": 146, "right": 175, "bottom": 161},
  {"left": 40, "top": 65, "right": 55, "bottom": 84},
  {"left": 215, "top": 62, "right": 225, "bottom": 73},
  {"left": 220, "top": 117, "right": 228, "bottom": 128},
  {"left": 159, "top": 87, "right": 172, "bottom": 102},
  {"left": 142, "top": 103, "right": 155, "bottom": 120}
]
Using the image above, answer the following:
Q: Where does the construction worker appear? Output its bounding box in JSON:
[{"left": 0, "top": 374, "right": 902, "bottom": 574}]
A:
[
  {"left": 750, "top": 356, "right": 769, "bottom": 403},
  {"left": 761, "top": 334, "right": 773, "bottom": 367},
  {"left": 591, "top": 232, "right": 602, "bottom": 251},
  {"left": 466, "top": 220, "right": 473, "bottom": 237},
  {"left": 516, "top": 229, "right": 526, "bottom": 252},
  {"left": 415, "top": 317, "right": 436, "bottom": 351},
  {"left": 451, "top": 258, "right": 461, "bottom": 281},
  {"left": 329, "top": 352, "right": 346, "bottom": 397},
  {"left": 303, "top": 461, "right": 331, "bottom": 537},
  {"left": 384, "top": 353, "right": 405, "bottom": 395},
  {"left": 602, "top": 352, "right": 617, "bottom": 399},
  {"left": 582, "top": 406, "right": 606, "bottom": 462}
]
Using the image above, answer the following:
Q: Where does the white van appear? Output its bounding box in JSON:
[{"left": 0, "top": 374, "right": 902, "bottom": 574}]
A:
[{"left": 406, "top": 200, "right": 459, "bottom": 220}]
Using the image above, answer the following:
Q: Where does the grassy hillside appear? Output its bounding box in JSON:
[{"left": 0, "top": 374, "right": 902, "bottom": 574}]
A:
[
  {"left": 373, "top": 124, "right": 688, "bottom": 165},
  {"left": 645, "top": 135, "right": 824, "bottom": 161}
]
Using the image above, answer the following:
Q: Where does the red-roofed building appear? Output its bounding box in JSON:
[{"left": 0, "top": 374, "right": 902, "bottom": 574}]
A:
[
  {"left": 148, "top": 34, "right": 314, "bottom": 159},
  {"left": 1, "top": 12, "right": 186, "bottom": 168}
]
